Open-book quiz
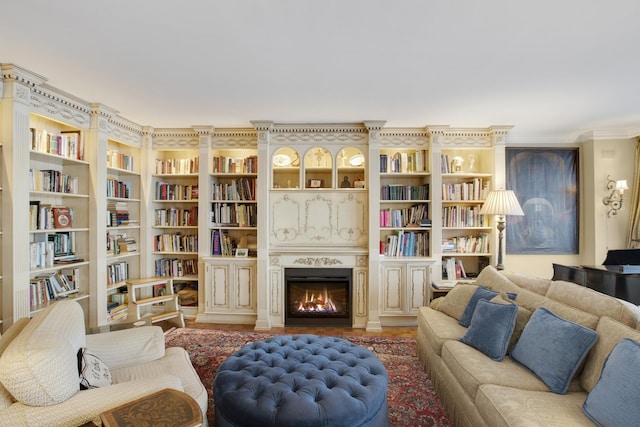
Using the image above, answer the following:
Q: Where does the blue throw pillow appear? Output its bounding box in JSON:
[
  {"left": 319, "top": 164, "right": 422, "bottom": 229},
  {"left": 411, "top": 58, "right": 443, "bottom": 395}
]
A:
[
  {"left": 459, "top": 299, "right": 518, "bottom": 361},
  {"left": 510, "top": 307, "right": 598, "bottom": 394},
  {"left": 583, "top": 338, "right": 640, "bottom": 427},
  {"left": 459, "top": 286, "right": 498, "bottom": 327}
]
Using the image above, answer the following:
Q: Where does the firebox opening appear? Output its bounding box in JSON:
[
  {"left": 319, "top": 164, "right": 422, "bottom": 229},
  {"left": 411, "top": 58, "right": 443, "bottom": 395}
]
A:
[{"left": 285, "top": 268, "right": 352, "bottom": 326}]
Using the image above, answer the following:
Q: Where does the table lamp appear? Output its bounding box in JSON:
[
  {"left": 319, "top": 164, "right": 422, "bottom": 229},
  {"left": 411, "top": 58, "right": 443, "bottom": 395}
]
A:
[{"left": 479, "top": 189, "right": 524, "bottom": 270}]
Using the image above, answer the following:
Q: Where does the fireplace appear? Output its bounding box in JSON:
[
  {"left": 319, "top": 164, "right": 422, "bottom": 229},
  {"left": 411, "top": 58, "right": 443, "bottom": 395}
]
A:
[{"left": 285, "top": 268, "right": 352, "bottom": 326}]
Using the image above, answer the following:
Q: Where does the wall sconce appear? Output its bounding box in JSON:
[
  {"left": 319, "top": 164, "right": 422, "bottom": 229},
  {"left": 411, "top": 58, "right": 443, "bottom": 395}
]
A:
[{"left": 603, "top": 175, "right": 629, "bottom": 217}]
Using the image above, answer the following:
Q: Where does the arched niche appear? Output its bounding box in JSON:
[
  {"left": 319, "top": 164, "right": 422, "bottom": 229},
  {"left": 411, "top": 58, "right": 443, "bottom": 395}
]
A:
[
  {"left": 272, "top": 147, "right": 300, "bottom": 189},
  {"left": 304, "top": 147, "right": 333, "bottom": 188}
]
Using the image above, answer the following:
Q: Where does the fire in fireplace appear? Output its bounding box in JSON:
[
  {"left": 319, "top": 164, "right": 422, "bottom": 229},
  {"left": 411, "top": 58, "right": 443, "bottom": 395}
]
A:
[{"left": 285, "top": 268, "right": 352, "bottom": 326}]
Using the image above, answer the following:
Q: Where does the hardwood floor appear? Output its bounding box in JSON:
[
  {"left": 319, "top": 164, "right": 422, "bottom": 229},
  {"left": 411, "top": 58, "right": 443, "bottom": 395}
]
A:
[{"left": 180, "top": 319, "right": 417, "bottom": 338}]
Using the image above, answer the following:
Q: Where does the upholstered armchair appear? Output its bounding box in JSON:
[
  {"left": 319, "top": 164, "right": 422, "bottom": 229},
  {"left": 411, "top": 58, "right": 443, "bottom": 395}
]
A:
[{"left": 0, "top": 300, "right": 207, "bottom": 426}]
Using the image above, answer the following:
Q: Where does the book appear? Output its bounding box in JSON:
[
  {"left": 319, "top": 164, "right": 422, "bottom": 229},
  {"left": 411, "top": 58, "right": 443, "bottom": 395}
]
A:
[{"left": 52, "top": 206, "right": 72, "bottom": 228}]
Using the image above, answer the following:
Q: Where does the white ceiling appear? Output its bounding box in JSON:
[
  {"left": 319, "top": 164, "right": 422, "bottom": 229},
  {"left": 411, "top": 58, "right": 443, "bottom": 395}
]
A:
[{"left": 2, "top": 0, "right": 640, "bottom": 141}]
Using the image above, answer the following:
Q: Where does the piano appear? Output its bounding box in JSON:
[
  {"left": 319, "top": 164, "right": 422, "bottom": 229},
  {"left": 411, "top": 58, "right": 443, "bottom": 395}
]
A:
[{"left": 552, "top": 249, "right": 640, "bottom": 305}]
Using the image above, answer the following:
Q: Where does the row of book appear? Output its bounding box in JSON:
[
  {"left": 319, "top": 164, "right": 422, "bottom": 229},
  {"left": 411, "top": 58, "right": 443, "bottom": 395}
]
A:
[
  {"left": 30, "top": 269, "right": 80, "bottom": 307},
  {"left": 441, "top": 233, "right": 490, "bottom": 253},
  {"left": 380, "top": 230, "right": 430, "bottom": 257},
  {"left": 380, "top": 183, "right": 429, "bottom": 201},
  {"left": 107, "top": 178, "right": 131, "bottom": 199},
  {"left": 155, "top": 182, "right": 199, "bottom": 201},
  {"left": 155, "top": 258, "right": 198, "bottom": 277},
  {"left": 379, "top": 150, "right": 428, "bottom": 173},
  {"left": 107, "top": 201, "right": 132, "bottom": 227},
  {"left": 153, "top": 233, "right": 198, "bottom": 252},
  {"left": 29, "top": 203, "right": 74, "bottom": 230},
  {"left": 212, "top": 155, "right": 258, "bottom": 174},
  {"left": 442, "top": 257, "right": 466, "bottom": 281},
  {"left": 107, "top": 303, "right": 128, "bottom": 322},
  {"left": 155, "top": 156, "right": 199, "bottom": 174},
  {"left": 379, "top": 204, "right": 429, "bottom": 228},
  {"left": 154, "top": 207, "right": 198, "bottom": 227},
  {"left": 29, "top": 169, "right": 79, "bottom": 194},
  {"left": 107, "top": 232, "right": 138, "bottom": 255},
  {"left": 442, "top": 206, "right": 487, "bottom": 228},
  {"left": 210, "top": 203, "right": 257, "bottom": 227},
  {"left": 107, "top": 149, "right": 134, "bottom": 171},
  {"left": 442, "top": 179, "right": 488, "bottom": 201},
  {"left": 211, "top": 229, "right": 237, "bottom": 256},
  {"left": 30, "top": 128, "right": 85, "bottom": 161},
  {"left": 107, "top": 261, "right": 129, "bottom": 286},
  {"left": 30, "top": 233, "right": 78, "bottom": 269},
  {"left": 211, "top": 177, "right": 256, "bottom": 201}
]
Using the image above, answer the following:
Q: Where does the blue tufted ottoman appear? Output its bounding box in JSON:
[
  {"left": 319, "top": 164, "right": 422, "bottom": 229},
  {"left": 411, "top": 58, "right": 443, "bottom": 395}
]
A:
[{"left": 214, "top": 334, "right": 389, "bottom": 427}]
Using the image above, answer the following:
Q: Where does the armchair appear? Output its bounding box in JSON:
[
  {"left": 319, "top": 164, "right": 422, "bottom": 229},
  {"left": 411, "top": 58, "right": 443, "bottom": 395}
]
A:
[{"left": 0, "top": 300, "right": 207, "bottom": 427}]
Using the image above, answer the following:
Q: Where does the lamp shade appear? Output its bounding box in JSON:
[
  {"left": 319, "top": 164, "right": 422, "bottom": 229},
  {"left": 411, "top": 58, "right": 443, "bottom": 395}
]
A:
[
  {"left": 479, "top": 189, "right": 525, "bottom": 216},
  {"left": 615, "top": 180, "right": 629, "bottom": 192}
]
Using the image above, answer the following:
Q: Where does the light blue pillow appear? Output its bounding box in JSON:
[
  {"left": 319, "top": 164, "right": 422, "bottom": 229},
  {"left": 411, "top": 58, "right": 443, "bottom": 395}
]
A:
[
  {"left": 458, "top": 286, "right": 499, "bottom": 327},
  {"left": 459, "top": 286, "right": 516, "bottom": 327},
  {"left": 510, "top": 307, "right": 598, "bottom": 394},
  {"left": 583, "top": 338, "right": 640, "bottom": 427},
  {"left": 459, "top": 299, "right": 518, "bottom": 361}
]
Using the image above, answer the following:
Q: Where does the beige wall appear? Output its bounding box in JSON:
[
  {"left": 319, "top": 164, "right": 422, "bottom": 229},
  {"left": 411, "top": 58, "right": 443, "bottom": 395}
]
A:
[{"left": 504, "top": 136, "right": 637, "bottom": 279}]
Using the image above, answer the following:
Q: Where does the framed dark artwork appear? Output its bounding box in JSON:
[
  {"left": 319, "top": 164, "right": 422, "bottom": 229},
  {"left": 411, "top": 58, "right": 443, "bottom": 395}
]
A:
[{"left": 506, "top": 148, "right": 579, "bottom": 254}]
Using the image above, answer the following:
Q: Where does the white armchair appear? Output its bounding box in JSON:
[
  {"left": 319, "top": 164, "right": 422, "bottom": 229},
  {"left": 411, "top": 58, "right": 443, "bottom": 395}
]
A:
[{"left": 0, "top": 300, "right": 207, "bottom": 427}]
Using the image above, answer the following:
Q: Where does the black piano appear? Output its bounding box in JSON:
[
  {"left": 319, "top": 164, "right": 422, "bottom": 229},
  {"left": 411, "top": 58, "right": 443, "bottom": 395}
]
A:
[{"left": 552, "top": 249, "right": 640, "bottom": 305}]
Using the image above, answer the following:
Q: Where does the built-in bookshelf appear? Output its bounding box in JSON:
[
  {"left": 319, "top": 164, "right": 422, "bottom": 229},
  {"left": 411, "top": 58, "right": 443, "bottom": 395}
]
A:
[
  {"left": 105, "top": 140, "right": 143, "bottom": 322},
  {"left": 151, "top": 150, "right": 199, "bottom": 316},
  {"left": 28, "top": 114, "right": 90, "bottom": 315},
  {"left": 440, "top": 148, "right": 494, "bottom": 279},
  {"left": 379, "top": 148, "right": 431, "bottom": 258},
  {"left": 210, "top": 150, "right": 258, "bottom": 257}
]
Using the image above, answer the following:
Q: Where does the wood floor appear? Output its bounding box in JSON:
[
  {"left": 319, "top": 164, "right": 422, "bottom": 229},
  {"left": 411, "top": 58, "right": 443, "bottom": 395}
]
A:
[{"left": 181, "top": 319, "right": 418, "bottom": 338}]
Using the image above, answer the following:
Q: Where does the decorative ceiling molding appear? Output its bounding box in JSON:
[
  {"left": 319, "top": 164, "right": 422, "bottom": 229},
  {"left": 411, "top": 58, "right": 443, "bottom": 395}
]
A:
[
  {"left": 381, "top": 128, "right": 429, "bottom": 147},
  {"left": 151, "top": 128, "right": 199, "bottom": 148},
  {"left": 427, "top": 126, "right": 513, "bottom": 148}
]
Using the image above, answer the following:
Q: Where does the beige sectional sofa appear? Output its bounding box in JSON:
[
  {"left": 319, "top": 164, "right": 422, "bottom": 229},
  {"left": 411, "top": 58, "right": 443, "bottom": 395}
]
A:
[
  {"left": 417, "top": 265, "right": 640, "bottom": 427},
  {"left": 0, "top": 300, "right": 207, "bottom": 427}
]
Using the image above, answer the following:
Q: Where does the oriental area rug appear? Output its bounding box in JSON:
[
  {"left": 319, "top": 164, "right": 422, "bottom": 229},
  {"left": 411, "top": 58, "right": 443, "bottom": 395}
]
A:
[{"left": 164, "top": 328, "right": 451, "bottom": 426}]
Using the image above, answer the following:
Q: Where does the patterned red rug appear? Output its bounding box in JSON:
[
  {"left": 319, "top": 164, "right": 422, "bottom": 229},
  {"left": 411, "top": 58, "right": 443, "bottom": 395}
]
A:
[{"left": 165, "top": 328, "right": 451, "bottom": 426}]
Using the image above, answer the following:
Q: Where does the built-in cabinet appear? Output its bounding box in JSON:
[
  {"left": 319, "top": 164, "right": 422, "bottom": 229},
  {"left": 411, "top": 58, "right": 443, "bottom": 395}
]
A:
[
  {"left": 0, "top": 63, "right": 512, "bottom": 332},
  {"left": 200, "top": 258, "right": 257, "bottom": 324}
]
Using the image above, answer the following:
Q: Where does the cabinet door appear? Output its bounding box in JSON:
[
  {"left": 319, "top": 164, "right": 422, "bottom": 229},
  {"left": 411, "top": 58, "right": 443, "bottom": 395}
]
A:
[
  {"left": 407, "top": 264, "right": 429, "bottom": 313},
  {"left": 205, "top": 263, "right": 231, "bottom": 312},
  {"left": 233, "top": 263, "right": 256, "bottom": 313},
  {"left": 381, "top": 264, "right": 405, "bottom": 315}
]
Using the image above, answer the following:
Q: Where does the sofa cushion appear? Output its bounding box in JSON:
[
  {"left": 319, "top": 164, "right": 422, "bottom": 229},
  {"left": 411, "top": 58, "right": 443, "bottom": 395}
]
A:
[
  {"left": 581, "top": 316, "right": 640, "bottom": 392},
  {"left": 490, "top": 293, "right": 532, "bottom": 350},
  {"left": 583, "top": 338, "right": 640, "bottom": 427},
  {"left": 417, "top": 307, "right": 467, "bottom": 356},
  {"left": 0, "top": 301, "right": 86, "bottom": 406},
  {"left": 541, "top": 300, "right": 599, "bottom": 329},
  {"left": 434, "top": 284, "right": 478, "bottom": 321},
  {"left": 548, "top": 280, "right": 639, "bottom": 327},
  {"left": 459, "top": 286, "right": 500, "bottom": 327},
  {"left": 442, "top": 340, "right": 559, "bottom": 403},
  {"left": 502, "top": 270, "right": 551, "bottom": 295},
  {"left": 511, "top": 307, "right": 598, "bottom": 394},
  {"left": 475, "top": 266, "right": 521, "bottom": 294},
  {"left": 0, "top": 317, "right": 31, "bottom": 410},
  {"left": 476, "top": 384, "right": 592, "bottom": 427},
  {"left": 111, "top": 347, "right": 208, "bottom": 415},
  {"left": 459, "top": 299, "right": 517, "bottom": 361}
]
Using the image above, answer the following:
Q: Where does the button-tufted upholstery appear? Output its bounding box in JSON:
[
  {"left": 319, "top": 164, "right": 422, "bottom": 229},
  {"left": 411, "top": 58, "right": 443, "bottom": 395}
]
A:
[{"left": 214, "top": 334, "right": 389, "bottom": 427}]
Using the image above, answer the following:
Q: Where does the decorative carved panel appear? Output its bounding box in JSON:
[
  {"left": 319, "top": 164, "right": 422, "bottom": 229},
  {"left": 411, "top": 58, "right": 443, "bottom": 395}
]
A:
[{"left": 270, "top": 191, "right": 367, "bottom": 247}]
